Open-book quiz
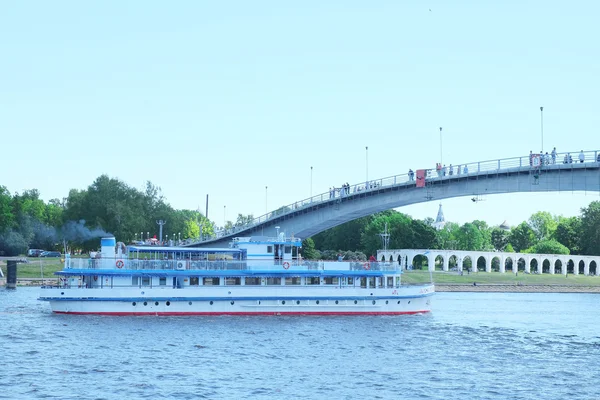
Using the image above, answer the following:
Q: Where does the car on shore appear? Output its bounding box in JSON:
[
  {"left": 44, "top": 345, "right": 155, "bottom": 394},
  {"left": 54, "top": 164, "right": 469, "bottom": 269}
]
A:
[
  {"left": 27, "top": 249, "right": 45, "bottom": 257},
  {"left": 40, "top": 251, "right": 61, "bottom": 258}
]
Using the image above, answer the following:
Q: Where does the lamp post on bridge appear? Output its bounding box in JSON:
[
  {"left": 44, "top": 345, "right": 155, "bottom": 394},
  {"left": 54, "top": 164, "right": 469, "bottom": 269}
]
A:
[
  {"left": 265, "top": 186, "right": 268, "bottom": 213},
  {"left": 365, "top": 146, "right": 369, "bottom": 185},
  {"left": 540, "top": 106, "right": 544, "bottom": 152},
  {"left": 310, "top": 166, "right": 313, "bottom": 198},
  {"left": 439, "top": 127, "right": 443, "bottom": 166}
]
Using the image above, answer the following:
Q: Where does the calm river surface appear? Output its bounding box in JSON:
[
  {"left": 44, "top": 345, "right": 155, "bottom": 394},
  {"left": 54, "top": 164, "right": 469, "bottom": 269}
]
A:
[{"left": 1, "top": 288, "right": 599, "bottom": 400}]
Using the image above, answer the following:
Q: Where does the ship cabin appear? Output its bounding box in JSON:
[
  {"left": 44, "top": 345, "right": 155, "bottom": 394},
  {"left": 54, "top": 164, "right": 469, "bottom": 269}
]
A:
[{"left": 57, "top": 236, "right": 402, "bottom": 290}]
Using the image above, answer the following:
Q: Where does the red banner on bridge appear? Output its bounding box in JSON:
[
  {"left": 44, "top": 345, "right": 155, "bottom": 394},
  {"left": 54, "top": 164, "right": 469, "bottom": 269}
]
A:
[{"left": 416, "top": 169, "right": 427, "bottom": 187}]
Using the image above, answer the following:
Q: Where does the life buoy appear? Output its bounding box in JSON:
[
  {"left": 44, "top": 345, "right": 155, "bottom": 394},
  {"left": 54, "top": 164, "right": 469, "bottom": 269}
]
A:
[
  {"left": 363, "top": 262, "right": 371, "bottom": 270},
  {"left": 176, "top": 262, "right": 185, "bottom": 270},
  {"left": 93, "top": 276, "right": 98, "bottom": 282},
  {"left": 116, "top": 260, "right": 124, "bottom": 269},
  {"left": 283, "top": 262, "right": 290, "bottom": 270}
]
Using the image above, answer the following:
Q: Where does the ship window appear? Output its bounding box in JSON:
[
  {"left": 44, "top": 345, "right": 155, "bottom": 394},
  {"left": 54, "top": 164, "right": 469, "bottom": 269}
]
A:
[
  {"left": 387, "top": 277, "right": 394, "bottom": 287},
  {"left": 203, "top": 277, "right": 220, "bottom": 286},
  {"left": 323, "top": 277, "right": 339, "bottom": 285},
  {"left": 347, "top": 277, "right": 354, "bottom": 285},
  {"left": 285, "top": 277, "right": 301, "bottom": 285},
  {"left": 245, "top": 277, "right": 261, "bottom": 285},
  {"left": 266, "top": 277, "right": 281, "bottom": 285},
  {"left": 335, "top": 300, "right": 339, "bottom": 304},
  {"left": 296, "top": 300, "right": 300, "bottom": 305},
  {"left": 225, "top": 277, "right": 241, "bottom": 285},
  {"left": 190, "top": 277, "right": 199, "bottom": 286},
  {"left": 159, "top": 277, "right": 167, "bottom": 286},
  {"left": 132, "top": 276, "right": 139, "bottom": 286},
  {"left": 360, "top": 278, "right": 367, "bottom": 288},
  {"left": 368, "top": 277, "right": 376, "bottom": 288},
  {"left": 354, "top": 300, "right": 358, "bottom": 304},
  {"left": 267, "top": 246, "right": 273, "bottom": 253},
  {"left": 316, "top": 300, "right": 320, "bottom": 304},
  {"left": 142, "top": 277, "right": 151, "bottom": 286},
  {"left": 306, "top": 277, "right": 320, "bottom": 285},
  {"left": 372, "top": 300, "right": 376, "bottom": 305},
  {"left": 281, "top": 300, "right": 286, "bottom": 305},
  {"left": 155, "top": 301, "right": 159, "bottom": 306},
  {"left": 143, "top": 301, "right": 148, "bottom": 306},
  {"left": 284, "top": 246, "right": 291, "bottom": 254}
]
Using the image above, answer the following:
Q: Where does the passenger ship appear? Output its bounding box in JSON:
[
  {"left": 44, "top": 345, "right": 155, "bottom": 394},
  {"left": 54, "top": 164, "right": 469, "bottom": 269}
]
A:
[{"left": 39, "top": 235, "right": 434, "bottom": 315}]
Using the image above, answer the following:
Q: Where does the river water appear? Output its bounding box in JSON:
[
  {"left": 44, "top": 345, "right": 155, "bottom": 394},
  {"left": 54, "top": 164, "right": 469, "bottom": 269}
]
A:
[{"left": 1, "top": 288, "right": 598, "bottom": 400}]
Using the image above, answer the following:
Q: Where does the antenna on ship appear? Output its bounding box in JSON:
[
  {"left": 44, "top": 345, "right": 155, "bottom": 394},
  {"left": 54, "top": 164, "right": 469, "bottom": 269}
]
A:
[
  {"left": 378, "top": 222, "right": 390, "bottom": 261},
  {"left": 156, "top": 220, "right": 167, "bottom": 244}
]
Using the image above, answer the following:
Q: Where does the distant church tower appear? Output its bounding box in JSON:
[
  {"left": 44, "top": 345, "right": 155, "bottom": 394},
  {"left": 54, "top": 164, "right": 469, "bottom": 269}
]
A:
[{"left": 433, "top": 203, "right": 446, "bottom": 230}]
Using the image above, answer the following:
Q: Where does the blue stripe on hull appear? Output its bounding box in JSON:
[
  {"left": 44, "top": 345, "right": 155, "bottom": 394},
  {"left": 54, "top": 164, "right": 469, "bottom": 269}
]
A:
[{"left": 39, "top": 293, "right": 434, "bottom": 302}]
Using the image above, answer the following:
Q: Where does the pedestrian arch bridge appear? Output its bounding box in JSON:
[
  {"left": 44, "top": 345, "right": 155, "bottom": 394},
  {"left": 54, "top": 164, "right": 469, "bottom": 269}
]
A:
[
  {"left": 377, "top": 249, "right": 600, "bottom": 276},
  {"left": 187, "top": 149, "right": 600, "bottom": 248}
]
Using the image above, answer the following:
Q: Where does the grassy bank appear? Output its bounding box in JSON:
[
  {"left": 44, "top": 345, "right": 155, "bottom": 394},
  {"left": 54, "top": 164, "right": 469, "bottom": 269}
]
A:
[
  {"left": 0, "top": 258, "right": 65, "bottom": 278},
  {"left": 402, "top": 270, "right": 600, "bottom": 286}
]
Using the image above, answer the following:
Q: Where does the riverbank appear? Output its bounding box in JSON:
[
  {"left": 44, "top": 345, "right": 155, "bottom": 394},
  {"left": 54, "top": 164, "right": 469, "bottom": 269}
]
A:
[{"left": 435, "top": 283, "right": 600, "bottom": 293}]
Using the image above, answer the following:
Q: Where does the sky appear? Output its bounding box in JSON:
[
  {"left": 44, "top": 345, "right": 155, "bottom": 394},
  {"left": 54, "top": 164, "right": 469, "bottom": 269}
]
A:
[{"left": 1, "top": 1, "right": 599, "bottom": 230}]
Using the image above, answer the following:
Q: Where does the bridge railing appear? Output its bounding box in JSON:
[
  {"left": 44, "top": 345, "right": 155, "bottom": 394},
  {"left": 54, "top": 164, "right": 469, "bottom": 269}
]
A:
[{"left": 195, "top": 150, "right": 599, "bottom": 243}]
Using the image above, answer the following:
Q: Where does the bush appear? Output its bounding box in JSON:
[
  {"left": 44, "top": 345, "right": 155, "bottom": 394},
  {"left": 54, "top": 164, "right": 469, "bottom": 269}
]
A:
[{"left": 0, "top": 231, "right": 29, "bottom": 256}]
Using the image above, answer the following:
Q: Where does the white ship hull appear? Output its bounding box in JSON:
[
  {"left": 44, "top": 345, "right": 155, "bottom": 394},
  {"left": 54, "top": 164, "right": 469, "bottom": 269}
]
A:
[{"left": 41, "top": 284, "right": 434, "bottom": 316}]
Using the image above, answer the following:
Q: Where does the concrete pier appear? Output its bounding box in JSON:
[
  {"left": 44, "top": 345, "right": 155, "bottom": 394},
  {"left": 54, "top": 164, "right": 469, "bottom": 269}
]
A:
[{"left": 6, "top": 260, "right": 17, "bottom": 289}]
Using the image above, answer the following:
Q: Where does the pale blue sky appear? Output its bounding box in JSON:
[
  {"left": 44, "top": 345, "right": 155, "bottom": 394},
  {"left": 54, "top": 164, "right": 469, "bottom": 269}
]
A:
[{"left": 1, "top": 1, "right": 599, "bottom": 229}]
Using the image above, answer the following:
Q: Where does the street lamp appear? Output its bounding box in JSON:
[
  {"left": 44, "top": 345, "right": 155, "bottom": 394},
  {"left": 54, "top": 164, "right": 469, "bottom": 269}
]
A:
[
  {"left": 224, "top": 205, "right": 226, "bottom": 227},
  {"left": 365, "top": 146, "right": 369, "bottom": 184},
  {"left": 540, "top": 106, "right": 544, "bottom": 152},
  {"left": 265, "top": 186, "right": 268, "bottom": 213},
  {"left": 439, "top": 127, "right": 443, "bottom": 165},
  {"left": 310, "top": 166, "right": 313, "bottom": 198},
  {"left": 178, "top": 232, "right": 181, "bottom": 242}
]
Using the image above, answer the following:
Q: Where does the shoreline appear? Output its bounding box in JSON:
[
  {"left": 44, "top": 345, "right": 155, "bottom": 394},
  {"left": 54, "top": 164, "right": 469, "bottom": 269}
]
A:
[
  {"left": 2, "top": 278, "right": 600, "bottom": 293},
  {"left": 435, "top": 283, "right": 600, "bottom": 293}
]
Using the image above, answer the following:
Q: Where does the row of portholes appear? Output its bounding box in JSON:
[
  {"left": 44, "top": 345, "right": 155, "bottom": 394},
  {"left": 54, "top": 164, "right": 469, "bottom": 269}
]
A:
[{"left": 278, "top": 300, "right": 411, "bottom": 305}]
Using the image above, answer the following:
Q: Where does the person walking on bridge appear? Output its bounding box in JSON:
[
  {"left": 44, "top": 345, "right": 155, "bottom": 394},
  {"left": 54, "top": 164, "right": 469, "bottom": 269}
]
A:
[
  {"left": 579, "top": 150, "right": 585, "bottom": 163},
  {"left": 551, "top": 147, "right": 557, "bottom": 164}
]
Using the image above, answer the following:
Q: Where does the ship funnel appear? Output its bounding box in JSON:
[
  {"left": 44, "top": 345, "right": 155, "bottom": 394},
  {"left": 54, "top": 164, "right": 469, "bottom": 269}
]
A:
[{"left": 101, "top": 237, "right": 116, "bottom": 259}]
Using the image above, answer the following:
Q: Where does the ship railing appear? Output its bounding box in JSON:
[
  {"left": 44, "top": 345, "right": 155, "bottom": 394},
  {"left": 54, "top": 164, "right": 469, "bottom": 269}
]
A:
[{"left": 62, "top": 258, "right": 401, "bottom": 272}]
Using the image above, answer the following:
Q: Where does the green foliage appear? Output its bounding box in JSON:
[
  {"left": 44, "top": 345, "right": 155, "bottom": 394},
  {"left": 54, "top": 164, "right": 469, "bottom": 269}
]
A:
[
  {"left": 580, "top": 201, "right": 600, "bottom": 256},
  {"left": 0, "top": 230, "right": 28, "bottom": 256},
  {"left": 301, "top": 238, "right": 319, "bottom": 260},
  {"left": 554, "top": 216, "right": 582, "bottom": 254},
  {"left": 505, "top": 243, "right": 515, "bottom": 252},
  {"left": 312, "top": 216, "right": 371, "bottom": 251},
  {"left": 456, "top": 222, "right": 486, "bottom": 251},
  {"left": 0, "top": 186, "right": 15, "bottom": 232},
  {"left": 509, "top": 222, "right": 536, "bottom": 252},
  {"left": 491, "top": 228, "right": 509, "bottom": 251},
  {"left": 524, "top": 239, "right": 570, "bottom": 255},
  {"left": 528, "top": 211, "right": 558, "bottom": 241}
]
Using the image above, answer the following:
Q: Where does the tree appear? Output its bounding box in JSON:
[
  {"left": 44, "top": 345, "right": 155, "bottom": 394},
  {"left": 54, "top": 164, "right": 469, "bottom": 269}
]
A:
[
  {"left": 301, "top": 238, "right": 319, "bottom": 259},
  {"left": 528, "top": 211, "right": 558, "bottom": 241},
  {"left": 0, "top": 186, "right": 15, "bottom": 232},
  {"left": 525, "top": 239, "right": 570, "bottom": 255},
  {"left": 580, "top": 201, "right": 600, "bottom": 256},
  {"left": 235, "top": 214, "right": 254, "bottom": 227},
  {"left": 554, "top": 216, "right": 582, "bottom": 254},
  {"left": 509, "top": 222, "right": 536, "bottom": 252},
  {"left": 491, "top": 228, "right": 509, "bottom": 251},
  {"left": 456, "top": 223, "right": 486, "bottom": 251}
]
